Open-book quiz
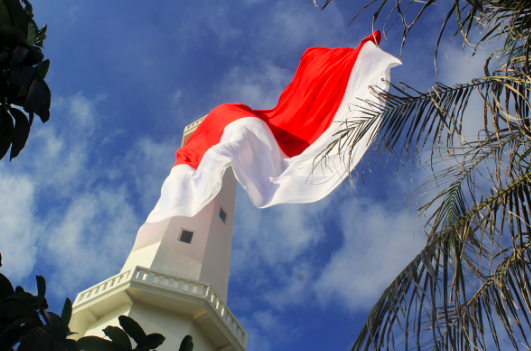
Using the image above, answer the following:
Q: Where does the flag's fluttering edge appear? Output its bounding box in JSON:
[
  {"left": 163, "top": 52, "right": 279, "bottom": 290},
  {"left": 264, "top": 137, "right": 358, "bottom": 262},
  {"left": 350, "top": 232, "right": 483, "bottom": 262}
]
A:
[{"left": 146, "top": 31, "right": 401, "bottom": 223}]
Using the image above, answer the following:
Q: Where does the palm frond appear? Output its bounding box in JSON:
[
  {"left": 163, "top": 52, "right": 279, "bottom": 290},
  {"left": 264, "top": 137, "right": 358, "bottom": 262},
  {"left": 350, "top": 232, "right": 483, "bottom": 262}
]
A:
[
  {"left": 313, "top": 1, "right": 531, "bottom": 350},
  {"left": 415, "top": 131, "right": 525, "bottom": 237},
  {"left": 317, "top": 80, "right": 486, "bottom": 172},
  {"left": 352, "top": 171, "right": 531, "bottom": 351}
]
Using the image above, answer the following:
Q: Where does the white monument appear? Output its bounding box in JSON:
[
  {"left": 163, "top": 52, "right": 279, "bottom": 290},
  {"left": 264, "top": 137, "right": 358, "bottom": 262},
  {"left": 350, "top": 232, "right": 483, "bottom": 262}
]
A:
[{"left": 69, "top": 117, "right": 247, "bottom": 351}]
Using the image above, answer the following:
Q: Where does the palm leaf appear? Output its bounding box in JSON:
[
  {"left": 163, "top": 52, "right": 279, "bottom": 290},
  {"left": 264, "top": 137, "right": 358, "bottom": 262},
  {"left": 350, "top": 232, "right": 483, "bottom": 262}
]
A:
[{"left": 313, "top": 1, "right": 531, "bottom": 350}]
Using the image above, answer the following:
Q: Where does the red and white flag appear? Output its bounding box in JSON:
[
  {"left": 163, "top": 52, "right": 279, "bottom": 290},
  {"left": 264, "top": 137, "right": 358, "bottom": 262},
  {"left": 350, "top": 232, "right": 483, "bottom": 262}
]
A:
[{"left": 146, "top": 31, "right": 401, "bottom": 223}]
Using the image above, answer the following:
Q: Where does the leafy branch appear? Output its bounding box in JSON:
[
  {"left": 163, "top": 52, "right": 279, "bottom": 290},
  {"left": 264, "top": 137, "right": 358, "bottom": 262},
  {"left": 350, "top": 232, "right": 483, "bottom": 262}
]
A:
[
  {"left": 0, "top": 0, "right": 51, "bottom": 161},
  {"left": 0, "top": 252, "right": 198, "bottom": 351},
  {"left": 313, "top": 1, "right": 531, "bottom": 349}
]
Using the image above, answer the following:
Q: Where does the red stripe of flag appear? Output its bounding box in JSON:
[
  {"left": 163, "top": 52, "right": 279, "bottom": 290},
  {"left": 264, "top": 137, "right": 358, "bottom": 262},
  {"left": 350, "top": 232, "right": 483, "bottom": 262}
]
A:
[{"left": 175, "top": 31, "right": 381, "bottom": 169}]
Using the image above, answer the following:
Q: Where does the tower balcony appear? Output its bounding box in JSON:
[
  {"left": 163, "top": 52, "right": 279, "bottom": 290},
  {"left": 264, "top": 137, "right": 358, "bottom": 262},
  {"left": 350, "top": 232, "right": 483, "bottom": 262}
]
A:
[{"left": 70, "top": 266, "right": 247, "bottom": 351}]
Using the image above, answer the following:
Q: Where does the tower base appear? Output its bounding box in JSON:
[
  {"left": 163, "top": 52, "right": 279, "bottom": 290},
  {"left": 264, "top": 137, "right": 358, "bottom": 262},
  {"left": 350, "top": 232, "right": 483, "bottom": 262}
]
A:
[{"left": 70, "top": 266, "right": 247, "bottom": 351}]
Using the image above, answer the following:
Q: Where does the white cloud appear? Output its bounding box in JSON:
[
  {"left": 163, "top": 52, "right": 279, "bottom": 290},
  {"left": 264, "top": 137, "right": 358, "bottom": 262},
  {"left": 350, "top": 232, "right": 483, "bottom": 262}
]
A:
[
  {"left": 0, "top": 92, "right": 176, "bottom": 298},
  {"left": 0, "top": 170, "right": 37, "bottom": 280},
  {"left": 0, "top": 93, "right": 104, "bottom": 282},
  {"left": 261, "top": 261, "right": 314, "bottom": 309},
  {"left": 437, "top": 42, "right": 494, "bottom": 139},
  {"left": 171, "top": 90, "right": 183, "bottom": 107},
  {"left": 125, "top": 137, "right": 178, "bottom": 214},
  {"left": 255, "top": 1, "right": 348, "bottom": 55},
  {"left": 44, "top": 187, "right": 138, "bottom": 297},
  {"left": 314, "top": 196, "right": 426, "bottom": 311},
  {"left": 214, "top": 61, "right": 292, "bottom": 109},
  {"left": 237, "top": 309, "right": 293, "bottom": 351},
  {"left": 10, "top": 93, "right": 99, "bottom": 195},
  {"left": 231, "top": 187, "right": 331, "bottom": 277},
  {"left": 67, "top": 5, "right": 79, "bottom": 20},
  {"left": 176, "top": 2, "right": 243, "bottom": 51}
]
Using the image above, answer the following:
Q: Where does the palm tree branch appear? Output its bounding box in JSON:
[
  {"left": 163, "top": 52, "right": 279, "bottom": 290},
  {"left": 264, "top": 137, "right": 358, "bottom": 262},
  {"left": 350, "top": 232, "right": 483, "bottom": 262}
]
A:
[
  {"left": 418, "top": 133, "right": 524, "bottom": 237},
  {"left": 430, "top": 242, "right": 531, "bottom": 349},
  {"left": 352, "top": 169, "right": 531, "bottom": 350},
  {"left": 316, "top": 79, "right": 494, "bottom": 174}
]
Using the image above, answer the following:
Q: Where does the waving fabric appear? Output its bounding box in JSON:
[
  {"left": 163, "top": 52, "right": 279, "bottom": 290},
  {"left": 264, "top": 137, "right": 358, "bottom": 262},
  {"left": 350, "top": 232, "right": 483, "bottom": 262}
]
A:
[{"left": 146, "top": 31, "right": 401, "bottom": 223}]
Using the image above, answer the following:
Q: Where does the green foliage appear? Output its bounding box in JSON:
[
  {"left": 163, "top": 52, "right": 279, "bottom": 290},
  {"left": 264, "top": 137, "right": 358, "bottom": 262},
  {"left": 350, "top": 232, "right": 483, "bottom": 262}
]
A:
[
  {"left": 0, "top": 253, "right": 168, "bottom": 351},
  {"left": 178, "top": 335, "right": 193, "bottom": 351},
  {"left": 76, "top": 317, "right": 164, "bottom": 351},
  {"left": 0, "top": 0, "right": 51, "bottom": 161},
  {"left": 316, "top": 0, "right": 531, "bottom": 350}
]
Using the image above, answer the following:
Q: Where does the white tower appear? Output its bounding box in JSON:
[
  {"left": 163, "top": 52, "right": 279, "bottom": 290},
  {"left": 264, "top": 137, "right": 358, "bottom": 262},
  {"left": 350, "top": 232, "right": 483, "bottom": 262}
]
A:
[{"left": 70, "top": 118, "right": 247, "bottom": 351}]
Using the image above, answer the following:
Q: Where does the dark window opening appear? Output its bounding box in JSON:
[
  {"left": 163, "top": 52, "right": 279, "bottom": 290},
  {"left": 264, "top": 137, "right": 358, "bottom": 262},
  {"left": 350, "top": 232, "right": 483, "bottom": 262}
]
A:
[
  {"left": 219, "top": 208, "right": 227, "bottom": 223},
  {"left": 179, "top": 229, "right": 194, "bottom": 244}
]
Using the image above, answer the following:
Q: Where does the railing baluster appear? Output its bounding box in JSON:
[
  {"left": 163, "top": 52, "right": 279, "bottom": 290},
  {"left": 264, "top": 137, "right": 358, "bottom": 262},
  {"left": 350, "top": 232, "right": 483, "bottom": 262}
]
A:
[
  {"left": 226, "top": 314, "right": 232, "bottom": 328},
  {"left": 146, "top": 272, "right": 155, "bottom": 283},
  {"left": 137, "top": 269, "right": 146, "bottom": 281},
  {"left": 243, "top": 330, "right": 248, "bottom": 347}
]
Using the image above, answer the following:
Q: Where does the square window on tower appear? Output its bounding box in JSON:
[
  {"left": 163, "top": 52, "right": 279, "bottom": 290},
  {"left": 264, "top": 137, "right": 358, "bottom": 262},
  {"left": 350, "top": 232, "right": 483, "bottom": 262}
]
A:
[
  {"left": 219, "top": 207, "right": 227, "bottom": 224},
  {"left": 179, "top": 229, "right": 194, "bottom": 244}
]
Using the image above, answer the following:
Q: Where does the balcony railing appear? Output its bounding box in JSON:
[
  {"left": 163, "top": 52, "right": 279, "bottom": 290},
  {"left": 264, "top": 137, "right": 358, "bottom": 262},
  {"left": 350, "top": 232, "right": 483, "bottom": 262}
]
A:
[
  {"left": 73, "top": 266, "right": 247, "bottom": 348},
  {"left": 73, "top": 270, "right": 131, "bottom": 305}
]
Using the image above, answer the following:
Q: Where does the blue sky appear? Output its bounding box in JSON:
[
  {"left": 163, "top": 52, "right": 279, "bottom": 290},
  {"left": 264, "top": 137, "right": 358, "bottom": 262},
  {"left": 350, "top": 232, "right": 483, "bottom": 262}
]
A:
[{"left": 0, "top": 1, "right": 490, "bottom": 350}]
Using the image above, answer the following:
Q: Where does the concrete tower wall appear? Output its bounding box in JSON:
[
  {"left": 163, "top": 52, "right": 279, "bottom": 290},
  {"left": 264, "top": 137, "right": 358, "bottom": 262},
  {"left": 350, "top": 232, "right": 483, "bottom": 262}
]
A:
[
  {"left": 120, "top": 168, "right": 236, "bottom": 304},
  {"left": 70, "top": 117, "right": 247, "bottom": 350}
]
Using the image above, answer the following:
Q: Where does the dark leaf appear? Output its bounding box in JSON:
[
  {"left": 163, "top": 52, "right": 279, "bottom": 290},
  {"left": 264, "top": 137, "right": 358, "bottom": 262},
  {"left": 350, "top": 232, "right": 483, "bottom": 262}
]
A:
[
  {"left": 63, "top": 338, "right": 79, "bottom": 351},
  {"left": 36, "top": 275, "right": 45, "bottom": 308},
  {"left": 10, "top": 53, "right": 34, "bottom": 87},
  {"left": 34, "top": 77, "right": 49, "bottom": 123},
  {"left": 34, "top": 24, "right": 46, "bottom": 47},
  {"left": 77, "top": 336, "right": 124, "bottom": 351},
  {"left": 10, "top": 45, "right": 26, "bottom": 63},
  {"left": 17, "top": 327, "right": 51, "bottom": 351},
  {"left": 42, "top": 311, "right": 62, "bottom": 330},
  {"left": 23, "top": 1, "right": 33, "bottom": 19},
  {"left": 0, "top": 272, "right": 14, "bottom": 298},
  {"left": 21, "top": 46, "right": 42, "bottom": 66},
  {"left": 0, "top": 300, "right": 40, "bottom": 320},
  {"left": 0, "top": 317, "right": 41, "bottom": 340},
  {"left": 34, "top": 32, "right": 44, "bottom": 47},
  {"left": 23, "top": 77, "right": 45, "bottom": 113},
  {"left": 118, "top": 316, "right": 146, "bottom": 346},
  {"left": 178, "top": 335, "right": 193, "bottom": 351},
  {"left": 13, "top": 83, "right": 28, "bottom": 106},
  {"left": 0, "top": 323, "right": 36, "bottom": 351},
  {"left": 0, "top": 110, "right": 13, "bottom": 160},
  {"left": 140, "top": 334, "right": 165, "bottom": 349},
  {"left": 21, "top": 47, "right": 41, "bottom": 67},
  {"left": 4, "top": 291, "right": 36, "bottom": 304},
  {"left": 3, "top": 0, "right": 29, "bottom": 39},
  {"left": 103, "top": 326, "right": 132, "bottom": 351},
  {"left": 61, "top": 298, "right": 72, "bottom": 327},
  {"left": 34, "top": 59, "right": 49, "bottom": 80},
  {"left": 0, "top": 26, "right": 25, "bottom": 45},
  {"left": 0, "top": 1, "right": 12, "bottom": 26},
  {"left": 9, "top": 108, "right": 29, "bottom": 160},
  {"left": 26, "top": 19, "right": 36, "bottom": 45}
]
